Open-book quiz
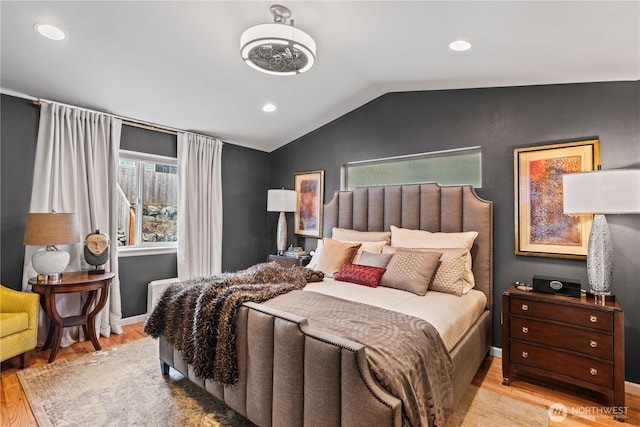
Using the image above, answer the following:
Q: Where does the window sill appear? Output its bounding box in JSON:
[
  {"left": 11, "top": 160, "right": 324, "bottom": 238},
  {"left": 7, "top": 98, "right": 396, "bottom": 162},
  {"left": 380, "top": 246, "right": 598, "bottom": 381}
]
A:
[{"left": 117, "top": 246, "right": 177, "bottom": 258}]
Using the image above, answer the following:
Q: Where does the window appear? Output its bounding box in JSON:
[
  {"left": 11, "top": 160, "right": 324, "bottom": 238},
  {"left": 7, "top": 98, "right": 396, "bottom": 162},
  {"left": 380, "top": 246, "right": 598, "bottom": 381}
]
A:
[
  {"left": 342, "top": 146, "right": 482, "bottom": 190},
  {"left": 116, "top": 150, "right": 177, "bottom": 254}
]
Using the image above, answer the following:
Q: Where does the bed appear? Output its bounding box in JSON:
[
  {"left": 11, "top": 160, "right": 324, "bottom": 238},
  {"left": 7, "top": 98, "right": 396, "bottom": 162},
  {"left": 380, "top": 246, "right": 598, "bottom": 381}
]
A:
[{"left": 152, "top": 183, "right": 493, "bottom": 426}]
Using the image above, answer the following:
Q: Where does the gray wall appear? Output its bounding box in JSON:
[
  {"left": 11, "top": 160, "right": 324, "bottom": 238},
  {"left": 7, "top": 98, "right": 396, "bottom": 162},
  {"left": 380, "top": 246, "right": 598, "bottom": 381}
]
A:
[
  {"left": 269, "top": 81, "right": 640, "bottom": 382},
  {"left": 0, "top": 94, "right": 270, "bottom": 318},
  {"left": 1, "top": 95, "right": 39, "bottom": 288}
]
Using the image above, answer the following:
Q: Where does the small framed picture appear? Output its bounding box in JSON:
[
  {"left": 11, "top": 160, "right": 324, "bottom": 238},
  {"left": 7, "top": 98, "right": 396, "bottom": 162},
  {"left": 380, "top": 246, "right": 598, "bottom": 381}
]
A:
[
  {"left": 514, "top": 139, "right": 599, "bottom": 259},
  {"left": 294, "top": 170, "right": 324, "bottom": 238}
]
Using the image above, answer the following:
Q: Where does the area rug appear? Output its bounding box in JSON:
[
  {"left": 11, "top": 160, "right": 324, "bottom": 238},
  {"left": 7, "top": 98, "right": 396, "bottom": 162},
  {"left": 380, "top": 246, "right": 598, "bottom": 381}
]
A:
[
  {"left": 18, "top": 337, "right": 548, "bottom": 427},
  {"left": 17, "top": 338, "right": 253, "bottom": 427},
  {"left": 446, "top": 385, "right": 548, "bottom": 427}
]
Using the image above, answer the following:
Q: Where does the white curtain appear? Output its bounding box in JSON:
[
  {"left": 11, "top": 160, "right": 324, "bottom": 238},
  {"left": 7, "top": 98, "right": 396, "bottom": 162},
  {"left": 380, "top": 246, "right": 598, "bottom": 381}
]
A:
[
  {"left": 22, "top": 102, "right": 123, "bottom": 346},
  {"left": 177, "top": 132, "right": 223, "bottom": 279}
]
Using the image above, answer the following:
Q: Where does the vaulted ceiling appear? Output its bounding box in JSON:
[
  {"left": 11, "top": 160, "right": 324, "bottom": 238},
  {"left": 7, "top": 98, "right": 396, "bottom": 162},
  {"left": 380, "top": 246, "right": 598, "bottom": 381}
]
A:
[{"left": 1, "top": 1, "right": 638, "bottom": 152}]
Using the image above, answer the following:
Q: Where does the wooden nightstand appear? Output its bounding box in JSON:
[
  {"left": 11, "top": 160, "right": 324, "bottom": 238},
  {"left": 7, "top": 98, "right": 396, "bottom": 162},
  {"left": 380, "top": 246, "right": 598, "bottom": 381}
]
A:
[
  {"left": 268, "top": 254, "right": 311, "bottom": 268},
  {"left": 502, "top": 284, "right": 625, "bottom": 420}
]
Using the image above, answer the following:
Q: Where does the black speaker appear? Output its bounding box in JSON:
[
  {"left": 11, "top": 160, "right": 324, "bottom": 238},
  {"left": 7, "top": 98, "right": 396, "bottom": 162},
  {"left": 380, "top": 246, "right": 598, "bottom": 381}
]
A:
[{"left": 532, "top": 275, "right": 582, "bottom": 298}]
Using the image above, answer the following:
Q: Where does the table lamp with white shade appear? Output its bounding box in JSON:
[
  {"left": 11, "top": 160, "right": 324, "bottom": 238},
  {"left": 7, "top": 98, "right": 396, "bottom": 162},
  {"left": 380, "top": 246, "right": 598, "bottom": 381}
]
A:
[
  {"left": 267, "top": 189, "right": 297, "bottom": 255},
  {"left": 563, "top": 169, "right": 640, "bottom": 299},
  {"left": 23, "top": 212, "right": 80, "bottom": 281}
]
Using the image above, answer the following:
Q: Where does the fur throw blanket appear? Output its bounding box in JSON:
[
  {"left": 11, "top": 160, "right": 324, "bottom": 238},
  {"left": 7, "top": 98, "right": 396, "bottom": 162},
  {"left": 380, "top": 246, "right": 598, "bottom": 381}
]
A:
[{"left": 144, "top": 262, "right": 323, "bottom": 384}]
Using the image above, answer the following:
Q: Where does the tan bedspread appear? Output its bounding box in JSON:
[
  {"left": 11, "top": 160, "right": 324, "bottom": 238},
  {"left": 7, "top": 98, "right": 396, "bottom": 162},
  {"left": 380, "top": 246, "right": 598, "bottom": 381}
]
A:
[{"left": 264, "top": 290, "right": 454, "bottom": 427}]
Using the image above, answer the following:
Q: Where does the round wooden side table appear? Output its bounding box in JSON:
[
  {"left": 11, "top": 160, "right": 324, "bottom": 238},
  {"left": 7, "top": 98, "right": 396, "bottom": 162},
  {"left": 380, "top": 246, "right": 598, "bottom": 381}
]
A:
[{"left": 29, "top": 271, "right": 114, "bottom": 363}]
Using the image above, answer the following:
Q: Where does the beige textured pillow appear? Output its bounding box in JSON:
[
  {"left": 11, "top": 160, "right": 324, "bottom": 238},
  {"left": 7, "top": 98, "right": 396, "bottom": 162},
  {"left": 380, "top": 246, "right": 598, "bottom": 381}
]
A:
[
  {"left": 308, "top": 238, "right": 361, "bottom": 278},
  {"left": 379, "top": 249, "right": 442, "bottom": 296},
  {"left": 332, "top": 227, "right": 391, "bottom": 245},
  {"left": 390, "top": 226, "right": 478, "bottom": 289},
  {"left": 383, "top": 246, "right": 467, "bottom": 296}
]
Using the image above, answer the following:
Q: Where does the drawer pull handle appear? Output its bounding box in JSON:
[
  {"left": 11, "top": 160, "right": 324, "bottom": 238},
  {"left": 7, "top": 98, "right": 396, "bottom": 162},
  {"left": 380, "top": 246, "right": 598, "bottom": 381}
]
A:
[
  {"left": 590, "top": 315, "right": 597, "bottom": 323},
  {"left": 522, "top": 351, "right": 529, "bottom": 359},
  {"left": 521, "top": 304, "right": 529, "bottom": 311},
  {"left": 590, "top": 340, "right": 598, "bottom": 348},
  {"left": 522, "top": 327, "right": 529, "bottom": 333},
  {"left": 590, "top": 368, "right": 598, "bottom": 376}
]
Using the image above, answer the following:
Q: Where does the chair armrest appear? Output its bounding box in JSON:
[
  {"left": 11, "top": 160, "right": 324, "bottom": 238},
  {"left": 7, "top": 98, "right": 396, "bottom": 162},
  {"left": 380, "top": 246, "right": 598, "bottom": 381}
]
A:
[{"left": 0, "top": 285, "right": 39, "bottom": 330}]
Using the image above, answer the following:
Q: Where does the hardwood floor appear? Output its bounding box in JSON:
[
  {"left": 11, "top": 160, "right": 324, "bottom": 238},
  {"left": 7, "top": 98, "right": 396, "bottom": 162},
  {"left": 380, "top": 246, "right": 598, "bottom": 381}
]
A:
[
  {"left": 1, "top": 324, "right": 638, "bottom": 426},
  {"left": 472, "top": 356, "right": 640, "bottom": 426}
]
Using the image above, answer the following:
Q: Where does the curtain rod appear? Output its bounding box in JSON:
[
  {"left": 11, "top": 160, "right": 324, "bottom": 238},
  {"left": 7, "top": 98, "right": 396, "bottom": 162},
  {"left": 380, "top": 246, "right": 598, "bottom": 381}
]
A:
[
  {"left": 122, "top": 120, "right": 177, "bottom": 136},
  {"left": 32, "top": 100, "right": 179, "bottom": 137}
]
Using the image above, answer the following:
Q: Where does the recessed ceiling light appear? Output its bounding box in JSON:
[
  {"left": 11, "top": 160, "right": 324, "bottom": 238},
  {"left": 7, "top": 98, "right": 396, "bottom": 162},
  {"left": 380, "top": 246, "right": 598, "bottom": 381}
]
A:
[
  {"left": 449, "top": 40, "right": 472, "bottom": 52},
  {"left": 35, "top": 23, "right": 66, "bottom": 41},
  {"left": 262, "top": 103, "right": 276, "bottom": 112}
]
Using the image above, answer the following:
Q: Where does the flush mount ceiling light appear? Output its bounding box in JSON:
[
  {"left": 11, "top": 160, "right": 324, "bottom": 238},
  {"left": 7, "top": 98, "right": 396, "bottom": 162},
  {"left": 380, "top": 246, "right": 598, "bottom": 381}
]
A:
[
  {"left": 34, "top": 23, "right": 66, "bottom": 41},
  {"left": 240, "top": 4, "right": 316, "bottom": 76},
  {"left": 449, "top": 40, "right": 472, "bottom": 52},
  {"left": 262, "top": 103, "right": 277, "bottom": 112}
]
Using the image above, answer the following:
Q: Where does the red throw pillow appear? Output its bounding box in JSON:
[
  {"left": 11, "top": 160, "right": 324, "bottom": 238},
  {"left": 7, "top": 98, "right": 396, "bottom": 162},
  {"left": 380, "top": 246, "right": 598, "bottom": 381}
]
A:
[{"left": 334, "top": 263, "right": 387, "bottom": 288}]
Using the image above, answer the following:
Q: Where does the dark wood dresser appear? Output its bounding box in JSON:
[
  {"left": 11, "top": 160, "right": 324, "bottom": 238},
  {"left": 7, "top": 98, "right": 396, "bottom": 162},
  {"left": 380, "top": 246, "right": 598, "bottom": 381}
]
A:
[{"left": 502, "top": 284, "right": 625, "bottom": 418}]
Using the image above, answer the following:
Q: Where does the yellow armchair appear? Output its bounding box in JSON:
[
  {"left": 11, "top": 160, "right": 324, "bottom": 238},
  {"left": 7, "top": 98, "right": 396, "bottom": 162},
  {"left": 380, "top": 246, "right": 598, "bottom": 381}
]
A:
[{"left": 0, "top": 285, "right": 39, "bottom": 368}]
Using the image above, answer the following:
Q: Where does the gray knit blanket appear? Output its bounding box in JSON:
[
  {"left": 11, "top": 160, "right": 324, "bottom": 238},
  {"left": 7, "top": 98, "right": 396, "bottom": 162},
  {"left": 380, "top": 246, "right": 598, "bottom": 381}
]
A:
[{"left": 144, "top": 262, "right": 323, "bottom": 384}]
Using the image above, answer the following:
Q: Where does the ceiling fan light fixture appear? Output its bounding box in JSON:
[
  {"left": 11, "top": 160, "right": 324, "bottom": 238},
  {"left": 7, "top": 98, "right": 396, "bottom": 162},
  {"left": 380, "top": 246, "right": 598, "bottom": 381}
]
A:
[{"left": 240, "top": 5, "right": 316, "bottom": 75}]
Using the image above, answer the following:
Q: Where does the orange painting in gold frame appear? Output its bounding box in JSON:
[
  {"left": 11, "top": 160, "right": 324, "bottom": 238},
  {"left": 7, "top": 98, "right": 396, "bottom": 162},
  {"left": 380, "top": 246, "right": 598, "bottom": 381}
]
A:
[
  {"left": 514, "top": 139, "right": 599, "bottom": 259},
  {"left": 294, "top": 170, "right": 324, "bottom": 238}
]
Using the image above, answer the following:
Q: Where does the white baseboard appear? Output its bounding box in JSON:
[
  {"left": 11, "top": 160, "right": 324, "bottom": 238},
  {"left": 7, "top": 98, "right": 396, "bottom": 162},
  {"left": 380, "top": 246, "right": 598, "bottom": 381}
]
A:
[
  {"left": 118, "top": 314, "right": 148, "bottom": 326},
  {"left": 626, "top": 380, "right": 640, "bottom": 396},
  {"left": 490, "top": 346, "right": 502, "bottom": 358},
  {"left": 489, "top": 346, "right": 639, "bottom": 396}
]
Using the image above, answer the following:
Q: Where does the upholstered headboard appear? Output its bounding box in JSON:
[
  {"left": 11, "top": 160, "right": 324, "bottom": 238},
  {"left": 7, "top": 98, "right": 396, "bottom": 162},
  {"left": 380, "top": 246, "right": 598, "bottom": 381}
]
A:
[{"left": 323, "top": 183, "right": 494, "bottom": 310}]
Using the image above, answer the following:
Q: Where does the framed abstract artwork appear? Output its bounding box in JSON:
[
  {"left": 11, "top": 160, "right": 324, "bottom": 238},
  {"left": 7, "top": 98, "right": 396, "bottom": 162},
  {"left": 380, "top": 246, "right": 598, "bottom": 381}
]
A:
[
  {"left": 294, "top": 170, "right": 324, "bottom": 238},
  {"left": 514, "top": 139, "right": 599, "bottom": 259}
]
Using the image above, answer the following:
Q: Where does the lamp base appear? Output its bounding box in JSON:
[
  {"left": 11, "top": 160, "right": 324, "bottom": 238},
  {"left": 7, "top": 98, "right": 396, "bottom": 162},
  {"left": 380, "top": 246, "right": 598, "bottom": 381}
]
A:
[
  {"left": 586, "top": 214, "right": 613, "bottom": 294},
  {"left": 276, "top": 211, "right": 287, "bottom": 255},
  {"left": 32, "top": 249, "right": 70, "bottom": 276},
  {"left": 36, "top": 273, "right": 63, "bottom": 283},
  {"left": 585, "top": 289, "right": 615, "bottom": 303}
]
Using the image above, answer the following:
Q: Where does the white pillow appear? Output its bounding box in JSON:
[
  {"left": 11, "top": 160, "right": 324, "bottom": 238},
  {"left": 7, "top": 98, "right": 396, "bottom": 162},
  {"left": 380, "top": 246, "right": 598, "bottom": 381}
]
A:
[
  {"left": 390, "top": 225, "right": 478, "bottom": 289},
  {"left": 332, "top": 227, "right": 391, "bottom": 245},
  {"left": 307, "top": 239, "right": 324, "bottom": 270}
]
